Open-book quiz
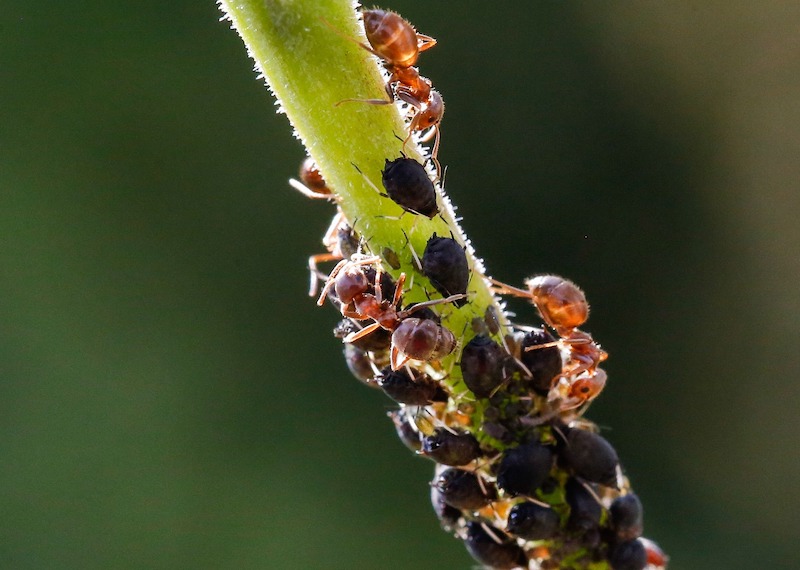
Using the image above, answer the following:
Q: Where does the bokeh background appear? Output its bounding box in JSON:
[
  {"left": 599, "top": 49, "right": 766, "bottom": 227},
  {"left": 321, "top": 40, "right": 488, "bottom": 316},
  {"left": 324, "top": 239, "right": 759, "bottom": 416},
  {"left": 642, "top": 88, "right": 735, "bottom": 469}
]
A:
[{"left": 3, "top": 1, "right": 799, "bottom": 568}]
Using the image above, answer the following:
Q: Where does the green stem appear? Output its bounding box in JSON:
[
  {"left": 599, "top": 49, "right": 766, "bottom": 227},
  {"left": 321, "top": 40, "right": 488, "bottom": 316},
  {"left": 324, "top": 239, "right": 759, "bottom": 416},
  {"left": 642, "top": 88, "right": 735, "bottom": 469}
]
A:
[{"left": 219, "top": 0, "right": 507, "bottom": 398}]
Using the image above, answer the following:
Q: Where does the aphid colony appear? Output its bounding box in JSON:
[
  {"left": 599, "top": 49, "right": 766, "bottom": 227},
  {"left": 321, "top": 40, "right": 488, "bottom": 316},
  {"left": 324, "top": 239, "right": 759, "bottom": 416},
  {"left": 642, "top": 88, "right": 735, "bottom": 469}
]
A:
[{"left": 289, "top": 8, "right": 667, "bottom": 570}]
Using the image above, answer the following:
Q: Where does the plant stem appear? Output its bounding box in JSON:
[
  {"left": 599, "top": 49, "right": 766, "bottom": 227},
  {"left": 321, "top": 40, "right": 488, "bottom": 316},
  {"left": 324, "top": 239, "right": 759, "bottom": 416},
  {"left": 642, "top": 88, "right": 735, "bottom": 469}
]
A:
[{"left": 219, "top": 0, "right": 508, "bottom": 400}]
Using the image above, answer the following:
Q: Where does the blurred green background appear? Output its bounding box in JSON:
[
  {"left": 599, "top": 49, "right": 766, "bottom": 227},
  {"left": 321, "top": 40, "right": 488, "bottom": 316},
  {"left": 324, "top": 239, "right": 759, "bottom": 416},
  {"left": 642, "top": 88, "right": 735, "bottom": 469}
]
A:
[{"left": 2, "top": 1, "right": 799, "bottom": 568}]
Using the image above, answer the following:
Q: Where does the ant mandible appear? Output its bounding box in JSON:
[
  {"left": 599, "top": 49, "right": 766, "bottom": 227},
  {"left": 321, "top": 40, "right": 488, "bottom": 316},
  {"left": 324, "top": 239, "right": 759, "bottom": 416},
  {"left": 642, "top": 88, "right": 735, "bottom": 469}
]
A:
[{"left": 317, "top": 255, "right": 464, "bottom": 369}]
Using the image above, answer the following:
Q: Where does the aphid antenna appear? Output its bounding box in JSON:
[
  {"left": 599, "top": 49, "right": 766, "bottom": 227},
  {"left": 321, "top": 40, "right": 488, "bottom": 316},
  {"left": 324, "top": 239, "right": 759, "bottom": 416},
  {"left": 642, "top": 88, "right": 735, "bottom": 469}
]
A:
[
  {"left": 403, "top": 229, "right": 424, "bottom": 272},
  {"left": 479, "top": 521, "right": 506, "bottom": 545},
  {"left": 350, "top": 162, "right": 386, "bottom": 197},
  {"left": 576, "top": 477, "right": 604, "bottom": 507}
]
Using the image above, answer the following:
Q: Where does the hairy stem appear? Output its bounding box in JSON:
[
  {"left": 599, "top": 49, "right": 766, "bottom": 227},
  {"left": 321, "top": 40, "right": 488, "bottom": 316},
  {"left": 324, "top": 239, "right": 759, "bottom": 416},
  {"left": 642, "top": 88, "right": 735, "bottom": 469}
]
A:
[{"left": 219, "top": 0, "right": 507, "bottom": 401}]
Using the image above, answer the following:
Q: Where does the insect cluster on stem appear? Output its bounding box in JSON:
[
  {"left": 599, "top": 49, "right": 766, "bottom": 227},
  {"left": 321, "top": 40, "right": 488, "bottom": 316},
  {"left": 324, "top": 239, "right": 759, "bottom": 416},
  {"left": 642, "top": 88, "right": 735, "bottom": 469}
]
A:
[{"left": 288, "top": 7, "right": 668, "bottom": 570}]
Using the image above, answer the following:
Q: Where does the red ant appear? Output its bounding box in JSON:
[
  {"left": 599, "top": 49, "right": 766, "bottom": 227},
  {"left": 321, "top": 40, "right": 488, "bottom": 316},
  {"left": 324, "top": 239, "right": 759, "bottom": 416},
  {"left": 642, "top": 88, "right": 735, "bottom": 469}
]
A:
[
  {"left": 491, "top": 274, "right": 608, "bottom": 406},
  {"left": 286, "top": 161, "right": 363, "bottom": 297},
  {"left": 317, "top": 254, "right": 464, "bottom": 370},
  {"left": 288, "top": 157, "right": 336, "bottom": 201},
  {"left": 333, "top": 9, "right": 445, "bottom": 168}
]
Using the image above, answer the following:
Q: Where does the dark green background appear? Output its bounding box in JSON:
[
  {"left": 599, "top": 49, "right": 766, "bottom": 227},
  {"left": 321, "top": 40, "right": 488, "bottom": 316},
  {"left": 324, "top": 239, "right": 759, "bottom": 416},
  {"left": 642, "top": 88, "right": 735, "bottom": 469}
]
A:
[{"left": 3, "top": 1, "right": 798, "bottom": 568}]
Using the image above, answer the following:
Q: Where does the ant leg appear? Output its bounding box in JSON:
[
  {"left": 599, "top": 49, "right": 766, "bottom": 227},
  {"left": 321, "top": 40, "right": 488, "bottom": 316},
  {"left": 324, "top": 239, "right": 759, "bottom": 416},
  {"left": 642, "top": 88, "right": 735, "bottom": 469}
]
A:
[
  {"left": 488, "top": 278, "right": 533, "bottom": 299},
  {"left": 316, "top": 258, "right": 350, "bottom": 306},
  {"left": 288, "top": 178, "right": 336, "bottom": 201},
  {"left": 308, "top": 252, "right": 341, "bottom": 297},
  {"left": 343, "top": 321, "right": 382, "bottom": 343},
  {"left": 400, "top": 293, "right": 468, "bottom": 317},
  {"left": 391, "top": 273, "right": 406, "bottom": 307},
  {"left": 335, "top": 97, "right": 393, "bottom": 107}
]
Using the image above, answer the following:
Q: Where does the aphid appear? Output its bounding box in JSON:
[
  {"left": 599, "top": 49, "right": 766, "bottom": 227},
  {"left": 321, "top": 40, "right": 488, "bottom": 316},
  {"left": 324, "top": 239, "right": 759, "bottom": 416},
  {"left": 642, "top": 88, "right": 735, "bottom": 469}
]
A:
[
  {"left": 609, "top": 493, "right": 644, "bottom": 542},
  {"left": 381, "top": 157, "right": 438, "bottom": 217},
  {"left": 565, "top": 477, "right": 602, "bottom": 534},
  {"left": 433, "top": 468, "right": 496, "bottom": 511},
  {"left": 387, "top": 409, "right": 422, "bottom": 452},
  {"left": 506, "top": 501, "right": 561, "bottom": 541},
  {"left": 421, "top": 234, "right": 469, "bottom": 305},
  {"left": 519, "top": 328, "right": 563, "bottom": 395},
  {"left": 420, "top": 427, "right": 481, "bottom": 466},
  {"left": 333, "top": 319, "right": 392, "bottom": 353},
  {"left": 460, "top": 335, "right": 507, "bottom": 398},
  {"left": 463, "top": 521, "right": 528, "bottom": 570},
  {"left": 496, "top": 441, "right": 555, "bottom": 497},
  {"left": 343, "top": 344, "right": 380, "bottom": 386},
  {"left": 639, "top": 538, "right": 669, "bottom": 568},
  {"left": 557, "top": 426, "right": 620, "bottom": 488},
  {"left": 376, "top": 366, "right": 448, "bottom": 405},
  {"left": 318, "top": 255, "right": 463, "bottom": 369},
  {"left": 472, "top": 306, "right": 502, "bottom": 336},
  {"left": 382, "top": 246, "right": 401, "bottom": 270},
  {"left": 491, "top": 274, "right": 588, "bottom": 337},
  {"left": 608, "top": 539, "right": 648, "bottom": 570},
  {"left": 288, "top": 157, "right": 335, "bottom": 200},
  {"left": 430, "top": 484, "right": 462, "bottom": 532}
]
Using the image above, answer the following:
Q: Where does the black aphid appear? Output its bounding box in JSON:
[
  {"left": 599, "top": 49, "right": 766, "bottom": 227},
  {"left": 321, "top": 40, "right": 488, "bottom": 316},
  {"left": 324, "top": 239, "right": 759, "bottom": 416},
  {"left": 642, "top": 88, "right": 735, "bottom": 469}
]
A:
[
  {"left": 609, "top": 493, "right": 644, "bottom": 542},
  {"left": 381, "top": 157, "right": 438, "bottom": 217},
  {"left": 343, "top": 344, "right": 378, "bottom": 385},
  {"left": 460, "top": 334, "right": 507, "bottom": 398},
  {"left": 565, "top": 477, "right": 602, "bottom": 534},
  {"left": 430, "top": 485, "right": 462, "bottom": 532},
  {"left": 496, "top": 441, "right": 554, "bottom": 497},
  {"left": 421, "top": 234, "right": 469, "bottom": 306},
  {"left": 506, "top": 501, "right": 560, "bottom": 540},
  {"left": 520, "top": 327, "right": 562, "bottom": 394},
  {"left": 334, "top": 319, "right": 392, "bottom": 352},
  {"left": 387, "top": 410, "right": 421, "bottom": 453},
  {"left": 463, "top": 521, "right": 528, "bottom": 570},
  {"left": 376, "top": 367, "right": 448, "bottom": 405},
  {"left": 420, "top": 428, "right": 481, "bottom": 466},
  {"left": 558, "top": 427, "right": 620, "bottom": 488},
  {"left": 433, "top": 468, "right": 496, "bottom": 510},
  {"left": 608, "top": 539, "right": 648, "bottom": 570}
]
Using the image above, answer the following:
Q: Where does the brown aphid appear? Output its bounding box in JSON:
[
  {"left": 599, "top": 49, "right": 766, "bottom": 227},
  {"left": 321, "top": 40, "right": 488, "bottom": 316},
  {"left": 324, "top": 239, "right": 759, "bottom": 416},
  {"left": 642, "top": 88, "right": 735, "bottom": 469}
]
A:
[{"left": 361, "top": 8, "right": 436, "bottom": 70}]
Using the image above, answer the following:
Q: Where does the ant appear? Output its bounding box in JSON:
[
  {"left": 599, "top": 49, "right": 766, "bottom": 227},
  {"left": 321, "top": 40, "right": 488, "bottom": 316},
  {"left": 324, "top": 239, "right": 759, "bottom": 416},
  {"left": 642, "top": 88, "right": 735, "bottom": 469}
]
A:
[
  {"left": 286, "top": 160, "right": 360, "bottom": 297},
  {"left": 288, "top": 157, "right": 336, "bottom": 201},
  {"left": 334, "top": 9, "right": 445, "bottom": 170},
  {"left": 306, "top": 212, "right": 361, "bottom": 297},
  {"left": 491, "top": 274, "right": 607, "bottom": 381},
  {"left": 317, "top": 254, "right": 465, "bottom": 369}
]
